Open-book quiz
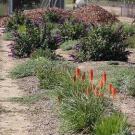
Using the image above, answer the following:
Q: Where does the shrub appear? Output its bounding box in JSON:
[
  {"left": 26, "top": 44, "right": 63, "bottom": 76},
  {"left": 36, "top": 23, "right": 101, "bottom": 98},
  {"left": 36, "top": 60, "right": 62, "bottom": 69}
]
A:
[
  {"left": 76, "top": 25, "right": 129, "bottom": 61},
  {"left": 59, "top": 20, "right": 88, "bottom": 40},
  {"left": 3, "top": 32, "right": 13, "bottom": 41},
  {"left": 11, "top": 22, "right": 40, "bottom": 57},
  {"left": 95, "top": 113, "right": 130, "bottom": 135},
  {"left": 7, "top": 11, "right": 26, "bottom": 31},
  {"left": 45, "top": 8, "right": 71, "bottom": 24},
  {"left": 45, "top": 11, "right": 59, "bottom": 23},
  {"left": 11, "top": 21, "right": 58, "bottom": 58}
]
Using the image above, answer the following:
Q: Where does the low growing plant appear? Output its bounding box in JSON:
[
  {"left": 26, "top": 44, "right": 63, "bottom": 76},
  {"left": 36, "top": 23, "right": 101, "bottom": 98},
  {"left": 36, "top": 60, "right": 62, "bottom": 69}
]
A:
[
  {"left": 95, "top": 113, "right": 130, "bottom": 135},
  {"left": 31, "top": 48, "right": 56, "bottom": 60},
  {"left": 60, "top": 40, "right": 78, "bottom": 51},
  {"left": 11, "top": 57, "right": 50, "bottom": 78}
]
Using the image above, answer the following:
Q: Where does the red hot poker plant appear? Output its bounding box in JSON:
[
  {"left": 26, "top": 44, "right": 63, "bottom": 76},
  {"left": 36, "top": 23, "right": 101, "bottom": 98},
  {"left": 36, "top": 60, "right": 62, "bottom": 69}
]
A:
[{"left": 73, "top": 68, "right": 117, "bottom": 99}]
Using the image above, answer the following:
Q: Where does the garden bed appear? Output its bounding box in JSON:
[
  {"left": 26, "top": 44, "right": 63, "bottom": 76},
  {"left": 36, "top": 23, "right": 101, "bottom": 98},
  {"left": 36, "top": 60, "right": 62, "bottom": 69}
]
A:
[{"left": 3, "top": 4, "right": 135, "bottom": 135}]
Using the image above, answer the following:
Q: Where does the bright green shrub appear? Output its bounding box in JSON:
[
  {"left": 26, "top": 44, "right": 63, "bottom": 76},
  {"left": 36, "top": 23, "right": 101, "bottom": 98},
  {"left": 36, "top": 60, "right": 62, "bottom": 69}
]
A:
[
  {"left": 95, "top": 113, "right": 130, "bottom": 135},
  {"left": 76, "top": 25, "right": 129, "bottom": 61}
]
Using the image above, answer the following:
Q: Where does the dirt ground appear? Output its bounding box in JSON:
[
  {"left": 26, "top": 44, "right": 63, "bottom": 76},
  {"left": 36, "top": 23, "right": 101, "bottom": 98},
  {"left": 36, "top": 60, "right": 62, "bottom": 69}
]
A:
[{"left": 0, "top": 29, "right": 31, "bottom": 135}]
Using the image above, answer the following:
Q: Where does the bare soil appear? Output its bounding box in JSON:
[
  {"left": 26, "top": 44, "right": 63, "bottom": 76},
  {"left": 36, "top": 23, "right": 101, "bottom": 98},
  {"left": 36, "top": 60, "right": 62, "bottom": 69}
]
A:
[{"left": 0, "top": 31, "right": 30, "bottom": 135}]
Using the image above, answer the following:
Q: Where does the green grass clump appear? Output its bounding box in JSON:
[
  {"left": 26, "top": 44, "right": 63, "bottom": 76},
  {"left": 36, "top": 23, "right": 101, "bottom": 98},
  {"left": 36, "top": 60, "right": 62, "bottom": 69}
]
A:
[
  {"left": 95, "top": 113, "right": 130, "bottom": 135},
  {"left": 127, "top": 35, "right": 135, "bottom": 48},
  {"left": 60, "top": 40, "right": 78, "bottom": 51},
  {"left": 60, "top": 95, "right": 107, "bottom": 134}
]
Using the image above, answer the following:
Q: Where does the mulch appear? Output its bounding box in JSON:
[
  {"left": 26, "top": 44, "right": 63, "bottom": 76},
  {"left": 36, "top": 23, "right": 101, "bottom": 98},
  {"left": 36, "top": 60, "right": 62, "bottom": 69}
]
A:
[{"left": 0, "top": 5, "right": 118, "bottom": 27}]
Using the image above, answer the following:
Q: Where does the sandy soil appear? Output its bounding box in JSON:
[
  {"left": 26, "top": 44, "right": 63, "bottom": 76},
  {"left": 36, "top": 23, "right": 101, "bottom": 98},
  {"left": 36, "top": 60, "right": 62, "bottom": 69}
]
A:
[{"left": 0, "top": 30, "right": 30, "bottom": 135}]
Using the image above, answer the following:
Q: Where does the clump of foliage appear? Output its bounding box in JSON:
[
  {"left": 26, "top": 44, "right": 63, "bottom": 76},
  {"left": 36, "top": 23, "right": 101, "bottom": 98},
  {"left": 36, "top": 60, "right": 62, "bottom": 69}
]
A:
[
  {"left": 60, "top": 40, "right": 78, "bottom": 51},
  {"left": 35, "top": 60, "right": 75, "bottom": 90},
  {"left": 123, "top": 23, "right": 135, "bottom": 36},
  {"left": 60, "top": 93, "right": 106, "bottom": 134},
  {"left": 11, "top": 57, "right": 49, "bottom": 78},
  {"left": 58, "top": 68, "right": 118, "bottom": 134},
  {"left": 126, "top": 35, "right": 135, "bottom": 48},
  {"left": 7, "top": 11, "right": 26, "bottom": 31},
  {"left": 95, "top": 113, "right": 130, "bottom": 135},
  {"left": 76, "top": 25, "right": 129, "bottom": 61},
  {"left": 59, "top": 20, "right": 88, "bottom": 40},
  {"left": 31, "top": 48, "right": 56, "bottom": 60},
  {"left": 10, "top": 20, "right": 59, "bottom": 58},
  {"left": 44, "top": 8, "right": 71, "bottom": 24}
]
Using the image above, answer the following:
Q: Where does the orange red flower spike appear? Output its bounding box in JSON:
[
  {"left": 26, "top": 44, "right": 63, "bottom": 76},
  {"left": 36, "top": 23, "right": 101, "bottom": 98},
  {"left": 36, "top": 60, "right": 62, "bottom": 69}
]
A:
[
  {"left": 111, "top": 86, "right": 117, "bottom": 99},
  {"left": 76, "top": 68, "right": 81, "bottom": 78},
  {"left": 102, "top": 71, "right": 107, "bottom": 84},
  {"left": 99, "top": 80, "right": 104, "bottom": 89},
  {"left": 109, "top": 83, "right": 113, "bottom": 93},
  {"left": 82, "top": 72, "right": 86, "bottom": 81},
  {"left": 89, "top": 69, "right": 94, "bottom": 82}
]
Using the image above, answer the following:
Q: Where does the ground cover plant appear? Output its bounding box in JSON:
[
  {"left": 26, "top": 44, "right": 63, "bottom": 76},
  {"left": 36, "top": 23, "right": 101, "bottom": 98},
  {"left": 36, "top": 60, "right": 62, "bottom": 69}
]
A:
[
  {"left": 95, "top": 113, "right": 130, "bottom": 135},
  {"left": 11, "top": 57, "right": 49, "bottom": 78}
]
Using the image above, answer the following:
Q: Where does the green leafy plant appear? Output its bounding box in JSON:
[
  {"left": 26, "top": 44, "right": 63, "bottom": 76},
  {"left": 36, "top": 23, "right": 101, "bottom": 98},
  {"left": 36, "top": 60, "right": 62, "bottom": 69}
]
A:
[
  {"left": 11, "top": 57, "right": 49, "bottom": 78},
  {"left": 76, "top": 25, "right": 129, "bottom": 61},
  {"left": 7, "top": 11, "right": 26, "bottom": 31},
  {"left": 45, "top": 11, "right": 59, "bottom": 23},
  {"left": 58, "top": 68, "right": 117, "bottom": 134},
  {"left": 60, "top": 94, "right": 106, "bottom": 134},
  {"left": 59, "top": 20, "right": 88, "bottom": 40},
  {"left": 95, "top": 113, "right": 130, "bottom": 135},
  {"left": 60, "top": 40, "right": 78, "bottom": 51},
  {"left": 127, "top": 35, "right": 135, "bottom": 48},
  {"left": 35, "top": 60, "right": 75, "bottom": 90},
  {"left": 31, "top": 48, "right": 56, "bottom": 60},
  {"left": 11, "top": 21, "right": 58, "bottom": 58}
]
